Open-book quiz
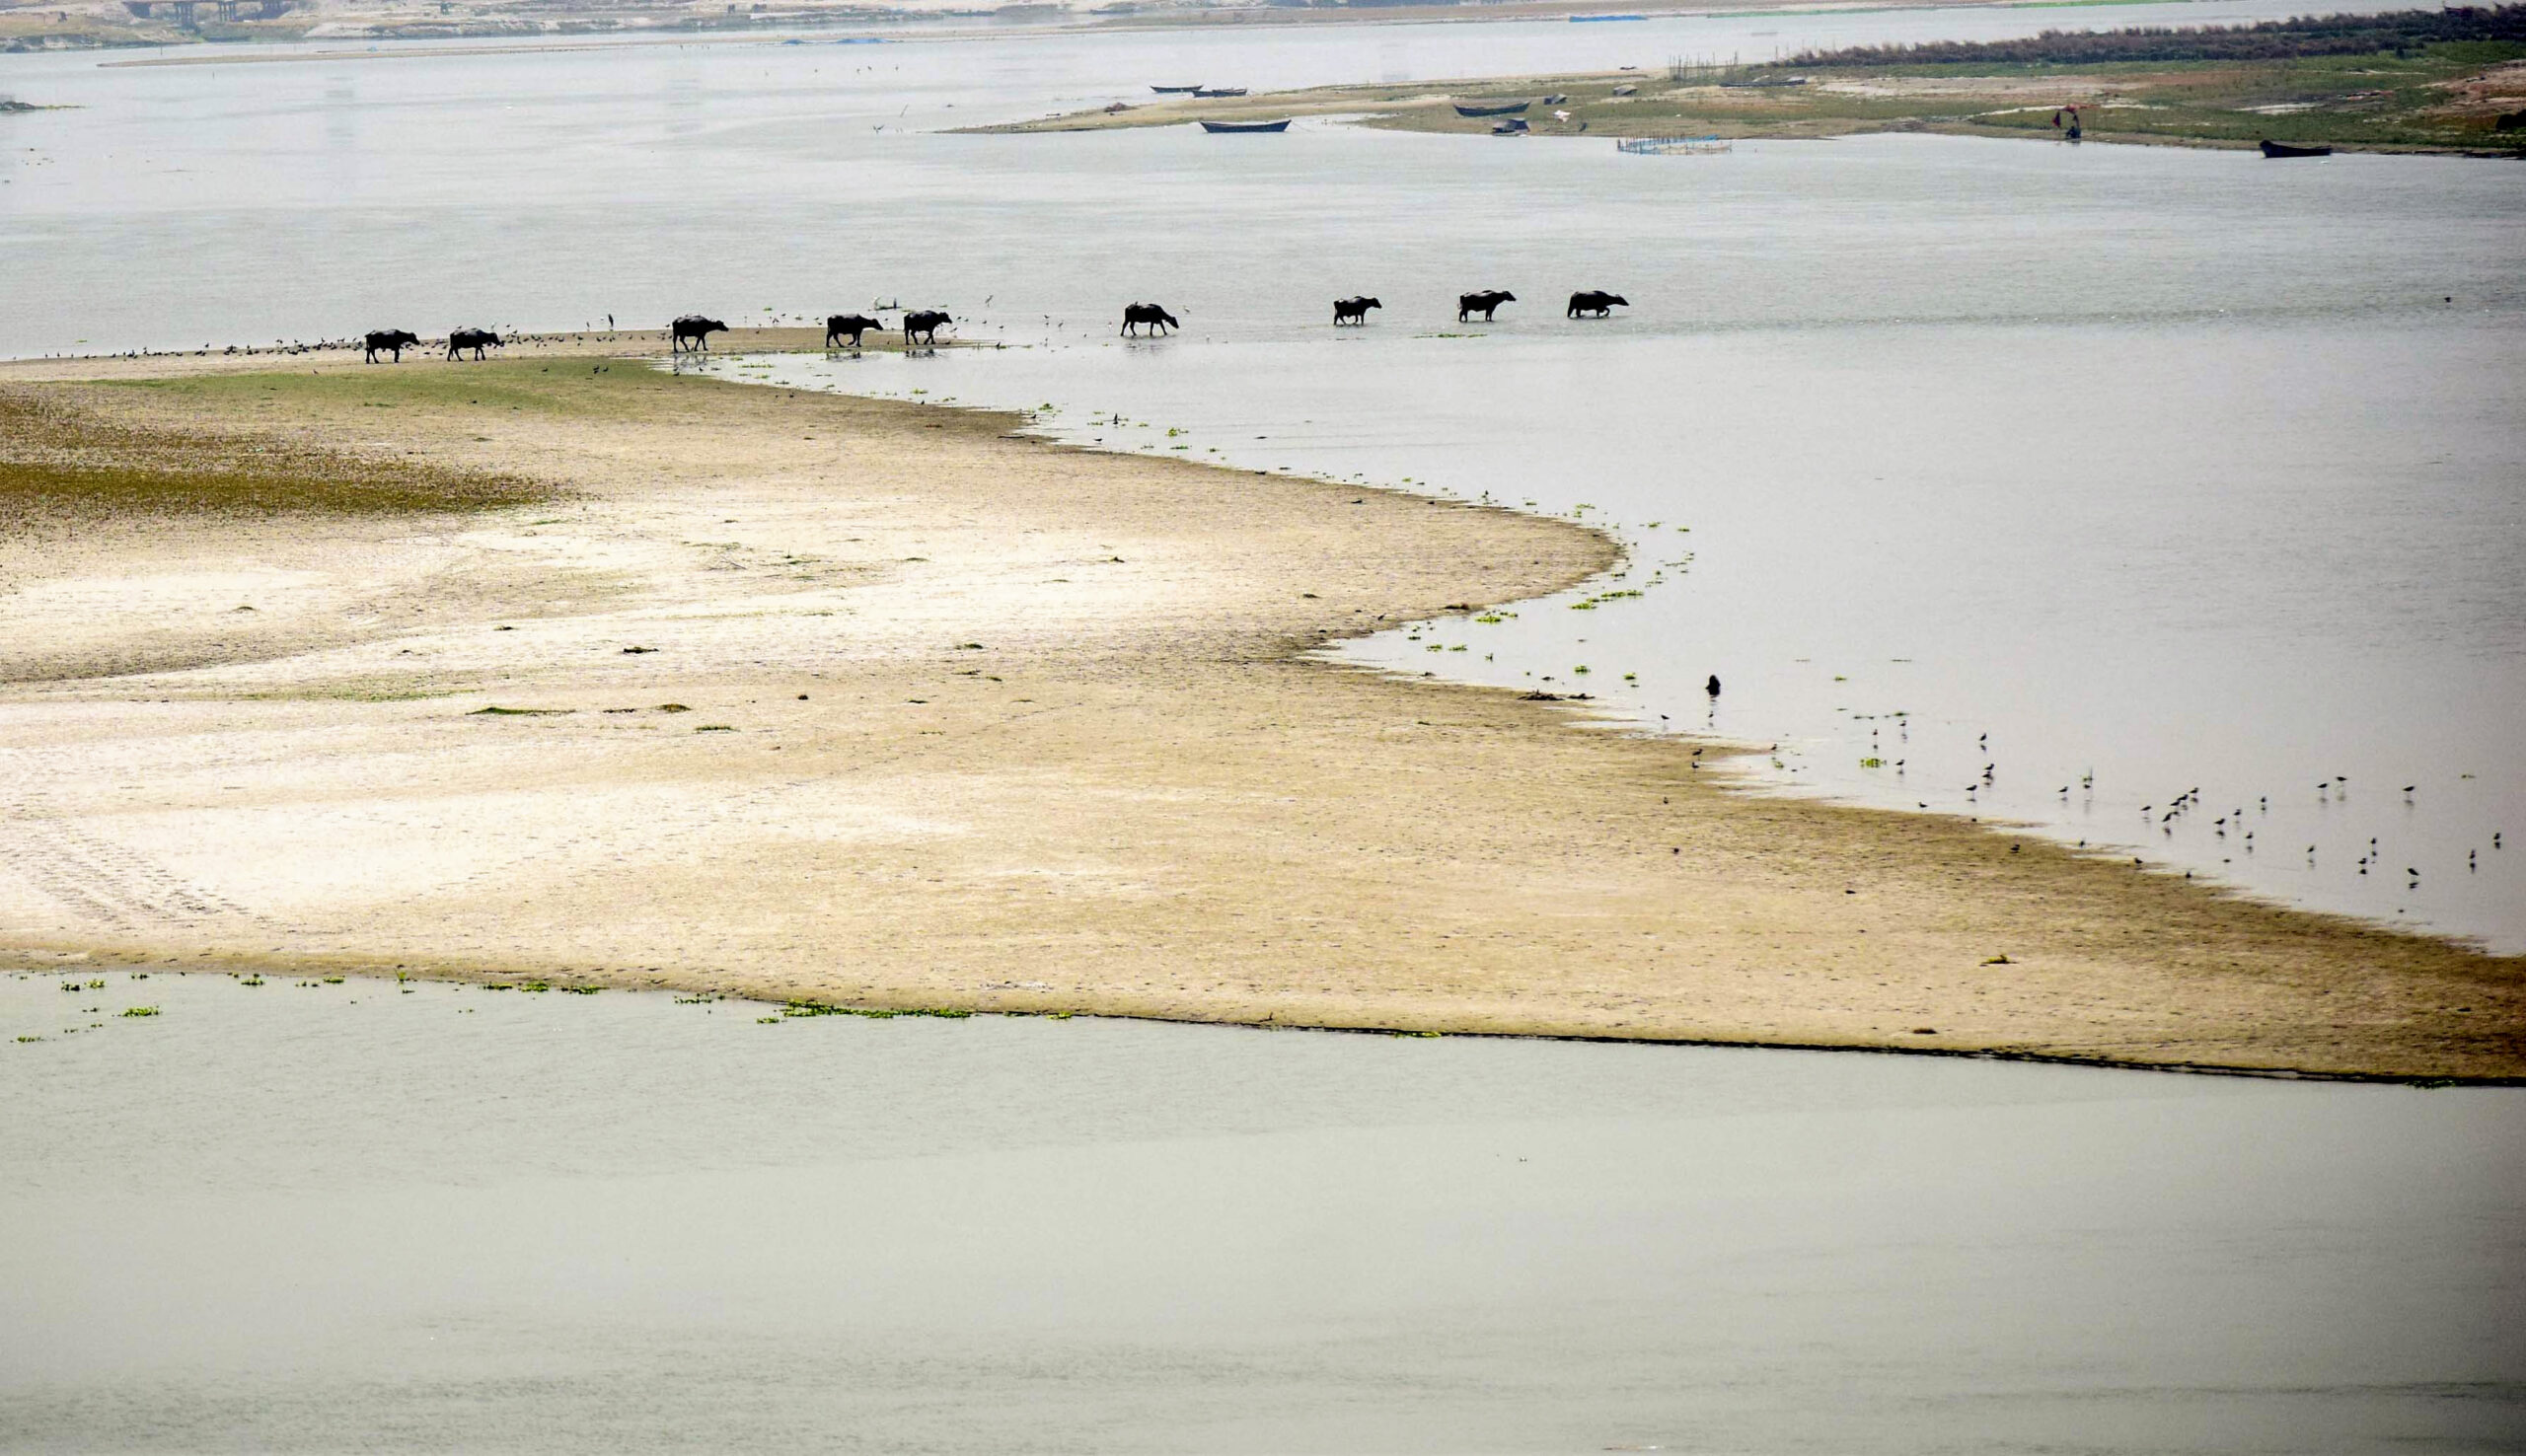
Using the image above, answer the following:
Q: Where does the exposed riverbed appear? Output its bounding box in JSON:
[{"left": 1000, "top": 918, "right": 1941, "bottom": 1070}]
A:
[{"left": 6, "top": 1, "right": 2517, "bottom": 947}]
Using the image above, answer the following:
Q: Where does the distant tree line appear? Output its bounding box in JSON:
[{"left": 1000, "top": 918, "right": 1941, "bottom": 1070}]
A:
[{"left": 1776, "top": 5, "right": 2526, "bottom": 67}]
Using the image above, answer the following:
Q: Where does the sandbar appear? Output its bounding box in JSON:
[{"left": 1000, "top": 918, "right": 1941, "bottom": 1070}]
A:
[{"left": 3, "top": 331, "right": 2518, "bottom": 1079}]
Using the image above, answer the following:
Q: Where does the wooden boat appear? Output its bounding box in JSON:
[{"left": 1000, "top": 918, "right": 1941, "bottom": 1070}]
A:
[
  {"left": 1200, "top": 118, "right": 1290, "bottom": 133},
  {"left": 1192, "top": 87, "right": 1247, "bottom": 99},
  {"left": 2260, "top": 139, "right": 2334, "bottom": 158},
  {"left": 1718, "top": 75, "right": 1806, "bottom": 89},
  {"left": 1453, "top": 101, "right": 1530, "bottom": 117},
  {"left": 1150, "top": 84, "right": 1203, "bottom": 94}
]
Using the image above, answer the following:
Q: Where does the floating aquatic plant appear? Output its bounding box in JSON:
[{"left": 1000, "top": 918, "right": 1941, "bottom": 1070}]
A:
[
  {"left": 780, "top": 1000, "right": 972, "bottom": 1020},
  {"left": 121, "top": 1005, "right": 161, "bottom": 1018}
]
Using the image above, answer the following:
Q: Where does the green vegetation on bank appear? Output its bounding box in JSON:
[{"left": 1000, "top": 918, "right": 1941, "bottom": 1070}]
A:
[
  {"left": 1780, "top": 4, "right": 2526, "bottom": 66},
  {"left": 0, "top": 382, "right": 551, "bottom": 532}
]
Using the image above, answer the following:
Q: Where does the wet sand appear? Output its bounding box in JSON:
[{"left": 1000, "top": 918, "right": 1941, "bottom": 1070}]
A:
[{"left": 3, "top": 332, "right": 2518, "bottom": 1079}]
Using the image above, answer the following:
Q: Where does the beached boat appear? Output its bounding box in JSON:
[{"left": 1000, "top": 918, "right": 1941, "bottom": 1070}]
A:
[
  {"left": 1718, "top": 75, "right": 1806, "bottom": 89},
  {"left": 1200, "top": 118, "right": 1290, "bottom": 133},
  {"left": 1150, "top": 84, "right": 1203, "bottom": 94},
  {"left": 1453, "top": 101, "right": 1531, "bottom": 117},
  {"left": 2259, "top": 139, "right": 2334, "bottom": 158},
  {"left": 1193, "top": 87, "right": 1248, "bottom": 99}
]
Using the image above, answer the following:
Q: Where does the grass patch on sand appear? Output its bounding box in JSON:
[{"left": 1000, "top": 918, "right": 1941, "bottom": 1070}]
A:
[
  {"left": 138, "top": 366, "right": 624, "bottom": 419},
  {"left": 0, "top": 385, "right": 551, "bottom": 536}
]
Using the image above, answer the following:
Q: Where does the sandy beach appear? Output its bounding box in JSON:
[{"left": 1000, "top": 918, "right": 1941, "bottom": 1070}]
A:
[{"left": 3, "top": 331, "right": 2519, "bottom": 1079}]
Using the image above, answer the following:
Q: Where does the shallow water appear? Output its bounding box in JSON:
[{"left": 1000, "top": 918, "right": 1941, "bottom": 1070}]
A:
[
  {"left": 6, "top": 6, "right": 2519, "bottom": 947},
  {"left": 5, "top": 968, "right": 2523, "bottom": 1453},
  {"left": 717, "top": 137, "right": 2526, "bottom": 948}
]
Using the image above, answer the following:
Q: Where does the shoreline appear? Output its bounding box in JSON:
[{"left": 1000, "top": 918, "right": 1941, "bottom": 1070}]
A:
[
  {"left": 17, "top": 961, "right": 2522, "bottom": 1085},
  {"left": 3, "top": 332, "right": 2519, "bottom": 1080}
]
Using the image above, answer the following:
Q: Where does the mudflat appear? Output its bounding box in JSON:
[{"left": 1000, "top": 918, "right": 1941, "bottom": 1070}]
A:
[{"left": 3, "top": 335, "right": 2517, "bottom": 1078}]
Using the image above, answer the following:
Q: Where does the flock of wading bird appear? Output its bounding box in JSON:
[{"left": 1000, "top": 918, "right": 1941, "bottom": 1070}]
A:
[{"left": 347, "top": 290, "right": 1636, "bottom": 363}]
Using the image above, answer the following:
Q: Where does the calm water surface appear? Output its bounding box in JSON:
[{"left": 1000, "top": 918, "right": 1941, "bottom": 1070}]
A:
[
  {"left": 5, "top": 6, "right": 2518, "bottom": 945},
  {"left": 5, "top": 969, "right": 2523, "bottom": 1453}
]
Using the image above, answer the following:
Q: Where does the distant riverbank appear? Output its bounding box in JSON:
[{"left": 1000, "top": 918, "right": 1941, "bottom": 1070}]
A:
[{"left": 986, "top": 12, "right": 2526, "bottom": 153}]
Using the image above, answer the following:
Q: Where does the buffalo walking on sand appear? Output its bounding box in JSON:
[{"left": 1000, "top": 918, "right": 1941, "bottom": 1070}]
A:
[
  {"left": 1333, "top": 296, "right": 1381, "bottom": 326},
  {"left": 1567, "top": 290, "right": 1628, "bottom": 319},
  {"left": 825, "top": 314, "right": 884, "bottom": 349},
  {"left": 1457, "top": 290, "right": 1515, "bottom": 323},
  {"left": 1120, "top": 303, "right": 1180, "bottom": 336},
  {"left": 671, "top": 316, "right": 728, "bottom": 353},
  {"left": 903, "top": 310, "right": 952, "bottom": 345},
  {"left": 362, "top": 329, "right": 421, "bottom": 364},
  {"left": 446, "top": 328, "right": 503, "bottom": 360}
]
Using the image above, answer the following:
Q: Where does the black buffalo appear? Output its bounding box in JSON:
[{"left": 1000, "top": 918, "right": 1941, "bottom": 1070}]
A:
[
  {"left": 671, "top": 316, "right": 728, "bottom": 353},
  {"left": 1333, "top": 296, "right": 1381, "bottom": 326},
  {"left": 1120, "top": 302, "right": 1179, "bottom": 336},
  {"left": 363, "top": 328, "right": 420, "bottom": 363},
  {"left": 1567, "top": 290, "right": 1629, "bottom": 319},
  {"left": 903, "top": 310, "right": 952, "bottom": 345},
  {"left": 825, "top": 314, "right": 884, "bottom": 349},
  {"left": 1457, "top": 290, "right": 1515, "bottom": 323},
  {"left": 446, "top": 328, "right": 503, "bottom": 360}
]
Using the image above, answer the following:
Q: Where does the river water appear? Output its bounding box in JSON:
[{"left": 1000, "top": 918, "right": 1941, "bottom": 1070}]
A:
[
  {"left": 5, "top": 968, "right": 2522, "bottom": 1452},
  {"left": 6, "top": 0, "right": 2519, "bottom": 946}
]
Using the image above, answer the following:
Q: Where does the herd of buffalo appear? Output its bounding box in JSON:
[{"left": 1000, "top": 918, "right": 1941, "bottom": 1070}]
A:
[{"left": 357, "top": 291, "right": 1628, "bottom": 364}]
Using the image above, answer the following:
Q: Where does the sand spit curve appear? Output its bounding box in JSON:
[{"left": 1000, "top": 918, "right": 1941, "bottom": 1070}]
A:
[{"left": 2, "top": 333, "right": 2518, "bottom": 1080}]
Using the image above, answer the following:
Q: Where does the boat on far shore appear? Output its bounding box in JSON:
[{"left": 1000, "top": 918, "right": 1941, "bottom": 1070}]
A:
[
  {"left": 1453, "top": 101, "right": 1531, "bottom": 117},
  {"left": 1194, "top": 87, "right": 1248, "bottom": 98},
  {"left": 2260, "top": 139, "right": 2334, "bottom": 158},
  {"left": 1200, "top": 117, "right": 1290, "bottom": 132},
  {"left": 1151, "top": 84, "right": 1202, "bottom": 94}
]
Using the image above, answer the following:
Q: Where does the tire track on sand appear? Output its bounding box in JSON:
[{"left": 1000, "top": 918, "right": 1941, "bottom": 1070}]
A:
[{"left": 0, "top": 748, "right": 263, "bottom": 932}]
